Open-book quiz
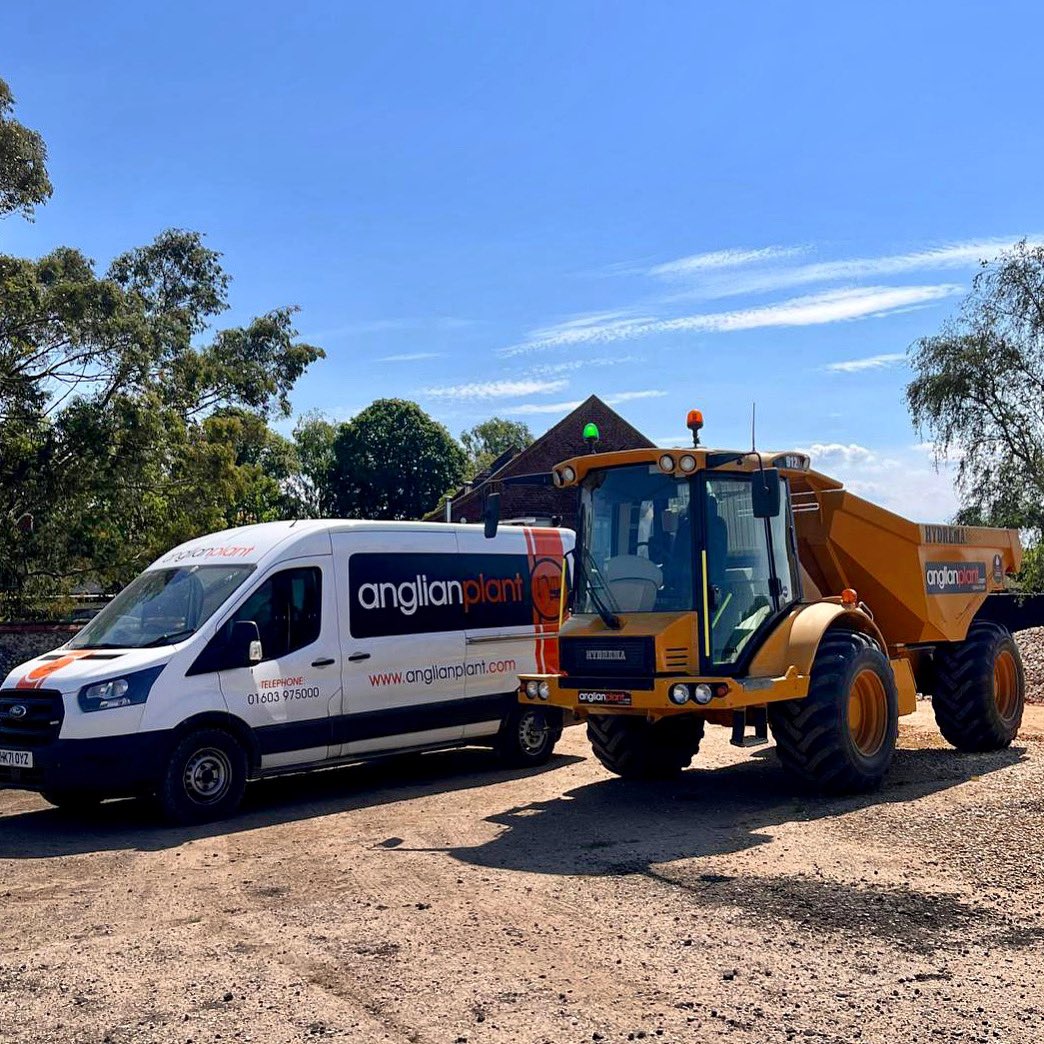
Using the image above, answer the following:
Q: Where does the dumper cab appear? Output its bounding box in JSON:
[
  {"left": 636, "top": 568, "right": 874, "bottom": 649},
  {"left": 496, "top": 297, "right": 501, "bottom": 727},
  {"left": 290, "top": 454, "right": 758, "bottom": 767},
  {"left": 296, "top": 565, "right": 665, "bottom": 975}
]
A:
[{"left": 515, "top": 412, "right": 1027, "bottom": 793}]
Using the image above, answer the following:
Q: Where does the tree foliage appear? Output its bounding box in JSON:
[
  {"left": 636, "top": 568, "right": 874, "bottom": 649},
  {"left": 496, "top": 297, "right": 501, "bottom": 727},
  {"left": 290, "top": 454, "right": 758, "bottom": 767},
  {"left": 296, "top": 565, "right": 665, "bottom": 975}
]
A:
[
  {"left": 330, "top": 399, "right": 467, "bottom": 520},
  {"left": 460, "top": 416, "right": 533, "bottom": 478},
  {"left": 907, "top": 240, "right": 1044, "bottom": 588},
  {"left": 0, "top": 78, "right": 52, "bottom": 218},
  {"left": 0, "top": 228, "right": 323, "bottom": 609}
]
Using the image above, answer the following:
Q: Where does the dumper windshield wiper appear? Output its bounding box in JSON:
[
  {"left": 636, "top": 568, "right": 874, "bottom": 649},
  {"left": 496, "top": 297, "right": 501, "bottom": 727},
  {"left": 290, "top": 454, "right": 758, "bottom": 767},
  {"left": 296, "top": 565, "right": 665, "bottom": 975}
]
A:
[{"left": 572, "top": 547, "right": 622, "bottom": 630}]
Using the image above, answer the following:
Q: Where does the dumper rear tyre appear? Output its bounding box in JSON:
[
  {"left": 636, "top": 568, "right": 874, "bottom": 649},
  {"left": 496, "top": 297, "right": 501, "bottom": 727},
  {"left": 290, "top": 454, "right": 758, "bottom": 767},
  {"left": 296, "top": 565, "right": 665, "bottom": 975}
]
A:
[
  {"left": 769, "top": 630, "right": 898, "bottom": 794},
  {"left": 586, "top": 714, "right": 704, "bottom": 779},
  {"left": 932, "top": 622, "right": 1024, "bottom": 752}
]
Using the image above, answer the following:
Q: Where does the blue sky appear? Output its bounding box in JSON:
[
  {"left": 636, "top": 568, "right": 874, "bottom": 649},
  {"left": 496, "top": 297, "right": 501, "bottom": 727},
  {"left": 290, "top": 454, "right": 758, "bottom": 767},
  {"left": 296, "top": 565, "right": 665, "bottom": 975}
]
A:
[{"left": 3, "top": 2, "right": 1042, "bottom": 520}]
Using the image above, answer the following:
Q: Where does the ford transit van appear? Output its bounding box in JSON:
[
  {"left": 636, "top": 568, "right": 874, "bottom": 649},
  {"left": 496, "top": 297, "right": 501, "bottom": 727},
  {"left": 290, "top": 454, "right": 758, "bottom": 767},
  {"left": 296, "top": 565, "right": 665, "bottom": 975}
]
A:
[{"left": 0, "top": 520, "right": 572, "bottom": 823}]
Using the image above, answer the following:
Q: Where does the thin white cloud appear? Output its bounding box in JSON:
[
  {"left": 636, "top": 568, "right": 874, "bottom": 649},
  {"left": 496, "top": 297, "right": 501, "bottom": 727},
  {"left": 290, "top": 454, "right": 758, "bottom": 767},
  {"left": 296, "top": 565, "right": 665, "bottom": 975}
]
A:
[
  {"left": 825, "top": 352, "right": 907, "bottom": 374},
  {"left": 607, "top": 390, "right": 668, "bottom": 403},
  {"left": 503, "top": 284, "right": 960, "bottom": 354},
  {"left": 378, "top": 351, "right": 445, "bottom": 363},
  {"left": 424, "top": 378, "right": 569, "bottom": 400},
  {"left": 662, "top": 237, "right": 1037, "bottom": 300},
  {"left": 504, "top": 399, "right": 585, "bottom": 415},
  {"left": 648, "top": 245, "right": 806, "bottom": 278},
  {"left": 503, "top": 390, "right": 665, "bottom": 415}
]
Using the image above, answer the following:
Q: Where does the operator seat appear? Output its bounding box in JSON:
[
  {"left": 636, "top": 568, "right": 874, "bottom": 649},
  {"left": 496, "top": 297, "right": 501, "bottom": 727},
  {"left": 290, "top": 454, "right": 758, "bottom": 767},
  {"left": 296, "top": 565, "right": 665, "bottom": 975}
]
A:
[{"left": 604, "top": 555, "right": 663, "bottom": 612}]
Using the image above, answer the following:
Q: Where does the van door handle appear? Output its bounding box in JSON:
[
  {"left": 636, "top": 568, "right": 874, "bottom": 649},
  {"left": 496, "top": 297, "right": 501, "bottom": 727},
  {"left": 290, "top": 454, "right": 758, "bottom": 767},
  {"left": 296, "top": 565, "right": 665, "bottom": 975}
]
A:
[
  {"left": 347, "top": 652, "right": 371, "bottom": 663},
  {"left": 311, "top": 657, "right": 337, "bottom": 667}
]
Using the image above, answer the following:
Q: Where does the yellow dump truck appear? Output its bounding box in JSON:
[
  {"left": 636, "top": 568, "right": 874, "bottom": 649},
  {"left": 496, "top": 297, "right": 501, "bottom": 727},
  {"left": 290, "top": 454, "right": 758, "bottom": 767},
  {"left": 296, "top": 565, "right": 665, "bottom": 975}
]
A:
[{"left": 504, "top": 412, "right": 1028, "bottom": 793}]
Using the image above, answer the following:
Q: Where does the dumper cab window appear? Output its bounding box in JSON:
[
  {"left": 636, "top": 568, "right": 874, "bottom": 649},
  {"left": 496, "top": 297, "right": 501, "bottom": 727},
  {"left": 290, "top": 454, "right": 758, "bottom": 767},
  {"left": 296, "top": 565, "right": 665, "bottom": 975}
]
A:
[
  {"left": 705, "top": 474, "right": 798, "bottom": 664},
  {"left": 577, "top": 465, "right": 694, "bottom": 614}
]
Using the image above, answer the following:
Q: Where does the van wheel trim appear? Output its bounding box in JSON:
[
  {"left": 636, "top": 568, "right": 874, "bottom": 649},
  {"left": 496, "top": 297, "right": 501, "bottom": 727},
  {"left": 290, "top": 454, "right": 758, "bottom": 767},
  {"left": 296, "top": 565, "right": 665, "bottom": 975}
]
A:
[
  {"left": 517, "top": 709, "right": 549, "bottom": 756},
  {"left": 183, "top": 746, "right": 233, "bottom": 805}
]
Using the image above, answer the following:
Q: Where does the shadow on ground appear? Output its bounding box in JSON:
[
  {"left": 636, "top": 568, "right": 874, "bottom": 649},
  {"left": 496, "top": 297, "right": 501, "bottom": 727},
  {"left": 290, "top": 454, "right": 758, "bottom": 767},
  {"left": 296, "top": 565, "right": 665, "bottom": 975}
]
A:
[
  {"left": 441, "top": 744, "right": 1026, "bottom": 876},
  {"left": 0, "top": 748, "right": 585, "bottom": 859}
]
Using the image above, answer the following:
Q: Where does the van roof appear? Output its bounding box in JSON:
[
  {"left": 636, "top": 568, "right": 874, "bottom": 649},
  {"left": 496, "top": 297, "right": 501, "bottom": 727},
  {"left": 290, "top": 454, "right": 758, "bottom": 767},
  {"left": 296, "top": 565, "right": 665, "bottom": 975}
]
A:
[{"left": 148, "top": 519, "right": 570, "bottom": 571}]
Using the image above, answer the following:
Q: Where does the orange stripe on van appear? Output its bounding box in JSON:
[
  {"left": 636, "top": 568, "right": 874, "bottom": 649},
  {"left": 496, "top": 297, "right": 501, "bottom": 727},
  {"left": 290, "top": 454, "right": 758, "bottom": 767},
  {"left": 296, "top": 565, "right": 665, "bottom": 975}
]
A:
[
  {"left": 15, "top": 650, "right": 93, "bottom": 689},
  {"left": 525, "top": 528, "right": 565, "bottom": 674}
]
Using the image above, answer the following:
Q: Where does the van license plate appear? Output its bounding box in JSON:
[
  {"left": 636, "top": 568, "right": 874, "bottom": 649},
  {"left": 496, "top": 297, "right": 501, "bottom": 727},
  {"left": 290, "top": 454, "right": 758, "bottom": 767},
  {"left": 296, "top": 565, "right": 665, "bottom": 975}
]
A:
[
  {"left": 0, "top": 749, "right": 33, "bottom": 769},
  {"left": 577, "top": 690, "right": 632, "bottom": 706}
]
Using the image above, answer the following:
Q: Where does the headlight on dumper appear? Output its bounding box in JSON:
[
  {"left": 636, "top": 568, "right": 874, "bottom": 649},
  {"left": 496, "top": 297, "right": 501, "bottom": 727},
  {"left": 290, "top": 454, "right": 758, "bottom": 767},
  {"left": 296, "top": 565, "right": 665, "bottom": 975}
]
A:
[{"left": 78, "top": 665, "right": 165, "bottom": 713}]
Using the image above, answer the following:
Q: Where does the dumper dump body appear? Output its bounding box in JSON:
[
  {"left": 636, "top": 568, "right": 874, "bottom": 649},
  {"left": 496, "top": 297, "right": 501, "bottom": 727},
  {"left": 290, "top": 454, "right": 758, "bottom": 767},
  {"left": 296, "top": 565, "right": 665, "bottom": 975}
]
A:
[{"left": 792, "top": 469, "right": 1022, "bottom": 648}]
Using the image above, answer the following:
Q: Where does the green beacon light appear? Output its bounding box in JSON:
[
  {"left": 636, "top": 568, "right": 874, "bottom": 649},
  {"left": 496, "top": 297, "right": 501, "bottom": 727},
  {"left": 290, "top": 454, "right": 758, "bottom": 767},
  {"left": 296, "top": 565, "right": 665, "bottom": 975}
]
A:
[{"left": 583, "top": 421, "right": 600, "bottom": 453}]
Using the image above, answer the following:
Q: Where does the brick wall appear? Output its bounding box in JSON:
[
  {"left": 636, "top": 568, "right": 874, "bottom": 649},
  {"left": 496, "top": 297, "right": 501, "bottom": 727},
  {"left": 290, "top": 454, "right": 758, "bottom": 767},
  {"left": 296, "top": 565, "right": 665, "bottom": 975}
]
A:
[{"left": 0, "top": 624, "right": 78, "bottom": 685}]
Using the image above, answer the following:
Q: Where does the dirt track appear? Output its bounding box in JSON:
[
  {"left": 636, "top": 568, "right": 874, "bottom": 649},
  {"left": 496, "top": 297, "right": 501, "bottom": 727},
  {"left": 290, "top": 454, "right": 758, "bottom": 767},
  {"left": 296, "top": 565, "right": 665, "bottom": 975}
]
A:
[{"left": 2, "top": 704, "right": 1044, "bottom": 1044}]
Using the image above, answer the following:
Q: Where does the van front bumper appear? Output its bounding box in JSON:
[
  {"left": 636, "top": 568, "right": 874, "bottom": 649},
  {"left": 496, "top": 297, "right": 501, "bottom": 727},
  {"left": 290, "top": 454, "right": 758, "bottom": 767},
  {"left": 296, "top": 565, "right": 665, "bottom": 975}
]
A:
[{"left": 0, "top": 731, "right": 171, "bottom": 797}]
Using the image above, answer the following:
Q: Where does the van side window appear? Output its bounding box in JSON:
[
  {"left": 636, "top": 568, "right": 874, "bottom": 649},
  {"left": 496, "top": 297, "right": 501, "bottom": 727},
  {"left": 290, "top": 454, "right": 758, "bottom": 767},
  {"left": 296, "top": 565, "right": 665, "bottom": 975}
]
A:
[{"left": 227, "top": 567, "right": 322, "bottom": 662}]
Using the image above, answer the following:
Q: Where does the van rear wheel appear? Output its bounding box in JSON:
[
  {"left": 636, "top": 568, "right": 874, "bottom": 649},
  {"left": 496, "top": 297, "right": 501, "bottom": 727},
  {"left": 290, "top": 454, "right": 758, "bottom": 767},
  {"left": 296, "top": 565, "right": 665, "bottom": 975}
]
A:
[
  {"left": 497, "top": 707, "right": 562, "bottom": 767},
  {"left": 157, "top": 728, "right": 248, "bottom": 825}
]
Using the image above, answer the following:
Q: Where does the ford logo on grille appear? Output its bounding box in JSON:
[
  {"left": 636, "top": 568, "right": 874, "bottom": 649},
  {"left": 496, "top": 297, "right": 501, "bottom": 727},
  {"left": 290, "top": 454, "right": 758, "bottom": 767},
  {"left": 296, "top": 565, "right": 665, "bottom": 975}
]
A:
[{"left": 7, "top": 704, "right": 28, "bottom": 719}]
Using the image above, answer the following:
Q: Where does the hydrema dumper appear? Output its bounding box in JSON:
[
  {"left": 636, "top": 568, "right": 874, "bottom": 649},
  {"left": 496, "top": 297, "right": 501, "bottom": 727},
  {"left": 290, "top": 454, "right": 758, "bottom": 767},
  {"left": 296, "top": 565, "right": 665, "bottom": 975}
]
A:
[{"left": 511, "top": 411, "right": 1029, "bottom": 793}]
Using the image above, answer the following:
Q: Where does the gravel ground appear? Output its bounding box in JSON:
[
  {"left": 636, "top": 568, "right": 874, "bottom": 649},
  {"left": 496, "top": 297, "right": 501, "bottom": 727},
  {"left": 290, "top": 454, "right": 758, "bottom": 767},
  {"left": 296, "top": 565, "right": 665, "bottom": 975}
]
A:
[
  {"left": 2, "top": 703, "right": 1044, "bottom": 1044},
  {"left": 1016, "top": 629, "right": 1044, "bottom": 702}
]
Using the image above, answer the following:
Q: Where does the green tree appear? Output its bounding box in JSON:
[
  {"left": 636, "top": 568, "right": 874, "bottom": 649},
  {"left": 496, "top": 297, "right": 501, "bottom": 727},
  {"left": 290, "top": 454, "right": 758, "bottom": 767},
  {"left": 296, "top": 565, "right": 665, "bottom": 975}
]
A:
[
  {"left": 460, "top": 417, "right": 534, "bottom": 478},
  {"left": 0, "top": 77, "right": 52, "bottom": 218},
  {"left": 0, "top": 230, "right": 323, "bottom": 606},
  {"left": 330, "top": 399, "right": 466, "bottom": 520},
  {"left": 907, "top": 239, "right": 1044, "bottom": 587},
  {"left": 288, "top": 411, "right": 338, "bottom": 517}
]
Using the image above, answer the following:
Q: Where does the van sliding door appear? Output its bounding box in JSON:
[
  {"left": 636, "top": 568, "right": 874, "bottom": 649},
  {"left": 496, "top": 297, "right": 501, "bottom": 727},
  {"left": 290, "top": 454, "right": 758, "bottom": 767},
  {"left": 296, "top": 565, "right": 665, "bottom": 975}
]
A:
[{"left": 333, "top": 530, "right": 467, "bottom": 757}]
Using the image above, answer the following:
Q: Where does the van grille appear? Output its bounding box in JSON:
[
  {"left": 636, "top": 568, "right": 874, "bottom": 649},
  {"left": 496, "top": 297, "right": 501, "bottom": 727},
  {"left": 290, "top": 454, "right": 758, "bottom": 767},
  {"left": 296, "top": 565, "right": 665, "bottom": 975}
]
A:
[{"left": 0, "top": 689, "right": 64, "bottom": 748}]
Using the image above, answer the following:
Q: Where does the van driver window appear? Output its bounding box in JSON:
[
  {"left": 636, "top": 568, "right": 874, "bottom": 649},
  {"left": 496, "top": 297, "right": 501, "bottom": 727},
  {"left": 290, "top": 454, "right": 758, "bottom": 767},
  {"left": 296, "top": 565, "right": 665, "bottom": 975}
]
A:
[{"left": 229, "top": 567, "right": 322, "bottom": 661}]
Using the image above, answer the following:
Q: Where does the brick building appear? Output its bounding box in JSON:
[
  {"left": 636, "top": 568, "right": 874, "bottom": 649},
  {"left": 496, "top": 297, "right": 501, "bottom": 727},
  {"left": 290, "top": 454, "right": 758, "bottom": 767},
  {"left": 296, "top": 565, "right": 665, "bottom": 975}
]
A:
[{"left": 426, "top": 395, "right": 654, "bottom": 532}]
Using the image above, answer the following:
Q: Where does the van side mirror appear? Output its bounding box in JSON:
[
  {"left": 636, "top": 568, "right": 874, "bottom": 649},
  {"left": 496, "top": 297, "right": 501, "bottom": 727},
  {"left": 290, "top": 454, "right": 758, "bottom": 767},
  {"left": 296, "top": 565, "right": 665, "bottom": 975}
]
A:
[
  {"left": 230, "top": 620, "right": 263, "bottom": 667},
  {"left": 752, "top": 468, "right": 782, "bottom": 518},
  {"left": 483, "top": 492, "right": 501, "bottom": 539}
]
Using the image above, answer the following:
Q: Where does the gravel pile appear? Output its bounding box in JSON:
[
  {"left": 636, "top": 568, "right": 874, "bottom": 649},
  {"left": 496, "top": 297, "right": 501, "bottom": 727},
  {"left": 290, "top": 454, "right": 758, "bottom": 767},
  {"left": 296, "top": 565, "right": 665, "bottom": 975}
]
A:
[{"left": 1017, "top": 627, "right": 1044, "bottom": 704}]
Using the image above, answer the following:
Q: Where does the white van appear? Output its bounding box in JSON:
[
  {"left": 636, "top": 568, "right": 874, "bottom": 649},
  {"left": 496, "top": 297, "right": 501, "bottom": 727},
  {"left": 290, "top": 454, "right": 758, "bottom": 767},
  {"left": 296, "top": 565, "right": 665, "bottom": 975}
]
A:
[{"left": 0, "top": 520, "right": 573, "bottom": 823}]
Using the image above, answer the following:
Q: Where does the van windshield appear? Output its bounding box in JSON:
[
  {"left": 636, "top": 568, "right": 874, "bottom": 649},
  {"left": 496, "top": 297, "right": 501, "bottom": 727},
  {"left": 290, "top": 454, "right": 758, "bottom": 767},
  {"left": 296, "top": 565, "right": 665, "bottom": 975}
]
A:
[{"left": 68, "top": 565, "right": 255, "bottom": 650}]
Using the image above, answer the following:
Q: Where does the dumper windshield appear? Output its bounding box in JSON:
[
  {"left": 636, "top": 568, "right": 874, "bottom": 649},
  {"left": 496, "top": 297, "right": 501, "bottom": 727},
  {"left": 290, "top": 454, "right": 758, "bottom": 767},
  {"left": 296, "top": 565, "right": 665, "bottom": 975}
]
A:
[
  {"left": 68, "top": 565, "right": 254, "bottom": 649},
  {"left": 577, "top": 465, "right": 694, "bottom": 614}
]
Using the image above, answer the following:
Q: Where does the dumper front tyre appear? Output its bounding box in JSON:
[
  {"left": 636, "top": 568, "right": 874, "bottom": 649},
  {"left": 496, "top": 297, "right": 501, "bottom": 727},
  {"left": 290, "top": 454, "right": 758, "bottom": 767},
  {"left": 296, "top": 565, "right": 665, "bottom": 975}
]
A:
[
  {"left": 157, "top": 728, "right": 248, "bottom": 825},
  {"left": 586, "top": 714, "right": 705, "bottom": 779},
  {"left": 769, "top": 630, "right": 898, "bottom": 794},
  {"left": 932, "top": 622, "right": 1024, "bottom": 752},
  {"left": 497, "top": 706, "right": 562, "bottom": 767}
]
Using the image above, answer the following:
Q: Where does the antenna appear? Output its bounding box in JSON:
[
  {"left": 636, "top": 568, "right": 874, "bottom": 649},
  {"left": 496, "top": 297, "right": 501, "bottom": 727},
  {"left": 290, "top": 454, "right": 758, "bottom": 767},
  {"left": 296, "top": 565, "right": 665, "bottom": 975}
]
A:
[{"left": 752, "top": 402, "right": 767, "bottom": 488}]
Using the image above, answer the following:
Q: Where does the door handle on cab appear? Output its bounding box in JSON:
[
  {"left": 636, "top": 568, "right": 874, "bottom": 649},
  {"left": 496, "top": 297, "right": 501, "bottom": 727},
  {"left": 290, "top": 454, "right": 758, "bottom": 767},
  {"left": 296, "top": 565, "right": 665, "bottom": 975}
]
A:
[
  {"left": 311, "top": 657, "right": 337, "bottom": 667},
  {"left": 347, "top": 652, "right": 371, "bottom": 663}
]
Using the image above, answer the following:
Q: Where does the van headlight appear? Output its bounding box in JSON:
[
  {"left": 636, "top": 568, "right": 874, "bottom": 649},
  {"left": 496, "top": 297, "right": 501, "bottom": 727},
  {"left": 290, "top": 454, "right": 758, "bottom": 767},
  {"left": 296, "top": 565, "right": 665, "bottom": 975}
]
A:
[{"left": 78, "top": 665, "right": 165, "bottom": 713}]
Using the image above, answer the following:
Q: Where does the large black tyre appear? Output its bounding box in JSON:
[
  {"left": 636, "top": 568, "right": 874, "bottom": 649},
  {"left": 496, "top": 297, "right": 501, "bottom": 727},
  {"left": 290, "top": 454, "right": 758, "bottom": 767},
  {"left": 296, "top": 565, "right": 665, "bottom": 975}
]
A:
[
  {"left": 769, "top": 629, "right": 898, "bottom": 794},
  {"left": 157, "top": 728, "right": 248, "bottom": 825},
  {"left": 932, "top": 622, "right": 1024, "bottom": 752},
  {"left": 496, "top": 706, "right": 563, "bottom": 767},
  {"left": 41, "top": 790, "right": 103, "bottom": 814},
  {"left": 586, "top": 714, "right": 705, "bottom": 780}
]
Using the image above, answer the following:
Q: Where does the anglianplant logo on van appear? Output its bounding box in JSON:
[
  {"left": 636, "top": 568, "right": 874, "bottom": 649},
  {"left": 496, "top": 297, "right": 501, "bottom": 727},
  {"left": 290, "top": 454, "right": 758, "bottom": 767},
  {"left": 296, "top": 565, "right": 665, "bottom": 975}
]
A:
[{"left": 349, "top": 553, "right": 561, "bottom": 638}]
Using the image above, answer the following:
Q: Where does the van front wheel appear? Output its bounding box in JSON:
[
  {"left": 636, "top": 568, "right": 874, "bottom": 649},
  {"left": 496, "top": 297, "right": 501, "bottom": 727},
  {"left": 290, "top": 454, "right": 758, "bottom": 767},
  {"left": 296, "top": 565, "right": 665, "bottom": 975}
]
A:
[
  {"left": 158, "top": 728, "right": 248, "bottom": 825},
  {"left": 497, "top": 707, "right": 562, "bottom": 767}
]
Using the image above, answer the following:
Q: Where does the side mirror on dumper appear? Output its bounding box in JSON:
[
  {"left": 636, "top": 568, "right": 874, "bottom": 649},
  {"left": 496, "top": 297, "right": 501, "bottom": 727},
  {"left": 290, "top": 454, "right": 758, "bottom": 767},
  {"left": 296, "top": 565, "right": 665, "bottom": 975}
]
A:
[
  {"left": 483, "top": 492, "right": 501, "bottom": 539},
  {"left": 752, "top": 468, "right": 782, "bottom": 518}
]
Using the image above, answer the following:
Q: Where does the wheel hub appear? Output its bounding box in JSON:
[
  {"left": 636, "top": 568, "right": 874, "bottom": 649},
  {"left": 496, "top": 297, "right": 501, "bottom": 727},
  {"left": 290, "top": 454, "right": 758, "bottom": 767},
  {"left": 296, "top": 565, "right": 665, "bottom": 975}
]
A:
[
  {"left": 993, "top": 649, "right": 1020, "bottom": 722},
  {"left": 518, "top": 711, "right": 547, "bottom": 755},
  {"left": 183, "top": 747, "right": 232, "bottom": 805},
  {"left": 848, "top": 669, "right": 888, "bottom": 757}
]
